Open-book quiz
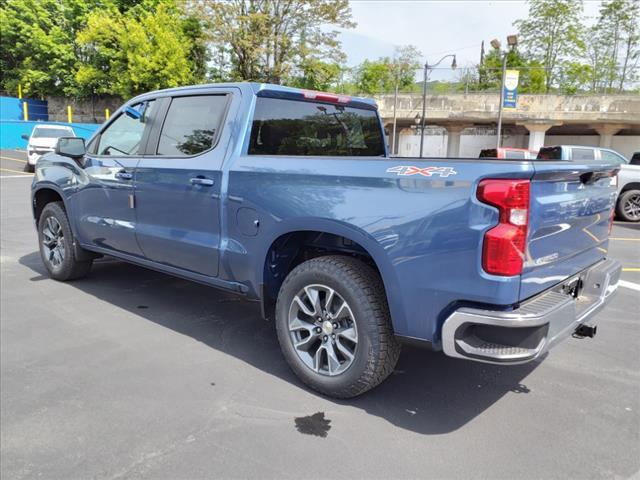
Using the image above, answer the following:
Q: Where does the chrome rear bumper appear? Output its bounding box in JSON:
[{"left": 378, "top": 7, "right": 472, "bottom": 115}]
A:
[{"left": 441, "top": 258, "right": 621, "bottom": 364}]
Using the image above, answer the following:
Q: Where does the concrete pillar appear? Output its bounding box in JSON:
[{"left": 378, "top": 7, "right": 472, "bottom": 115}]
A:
[
  {"left": 519, "top": 122, "right": 560, "bottom": 152},
  {"left": 593, "top": 124, "right": 624, "bottom": 148},
  {"left": 445, "top": 124, "right": 471, "bottom": 157}
]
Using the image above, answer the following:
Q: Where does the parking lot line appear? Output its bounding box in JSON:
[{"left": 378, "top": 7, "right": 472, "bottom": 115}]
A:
[
  {"left": 619, "top": 280, "right": 640, "bottom": 292},
  {"left": 0, "top": 168, "right": 31, "bottom": 175},
  {"left": 622, "top": 268, "right": 640, "bottom": 272},
  {"left": 610, "top": 237, "right": 640, "bottom": 241},
  {"left": 0, "top": 155, "right": 27, "bottom": 164}
]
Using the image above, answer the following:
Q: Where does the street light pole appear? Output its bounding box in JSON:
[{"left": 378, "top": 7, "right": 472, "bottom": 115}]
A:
[
  {"left": 494, "top": 34, "right": 518, "bottom": 150},
  {"left": 496, "top": 52, "right": 508, "bottom": 149},
  {"left": 419, "top": 64, "right": 428, "bottom": 158},
  {"left": 419, "top": 54, "right": 457, "bottom": 158},
  {"left": 391, "top": 70, "right": 399, "bottom": 156}
]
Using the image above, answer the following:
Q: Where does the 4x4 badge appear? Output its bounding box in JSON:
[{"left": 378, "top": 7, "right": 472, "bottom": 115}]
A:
[{"left": 386, "top": 165, "right": 457, "bottom": 177}]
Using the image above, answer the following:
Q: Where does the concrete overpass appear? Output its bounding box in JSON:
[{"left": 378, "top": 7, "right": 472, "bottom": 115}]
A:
[{"left": 373, "top": 93, "right": 640, "bottom": 156}]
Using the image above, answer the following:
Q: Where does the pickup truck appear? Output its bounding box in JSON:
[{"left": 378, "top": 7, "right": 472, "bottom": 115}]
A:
[
  {"left": 31, "top": 83, "right": 621, "bottom": 398},
  {"left": 538, "top": 145, "right": 640, "bottom": 222}
]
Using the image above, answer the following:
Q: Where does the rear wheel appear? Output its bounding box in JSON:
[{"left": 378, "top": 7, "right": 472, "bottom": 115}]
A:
[
  {"left": 38, "top": 202, "right": 92, "bottom": 280},
  {"left": 616, "top": 189, "right": 640, "bottom": 222},
  {"left": 275, "top": 255, "right": 400, "bottom": 398}
]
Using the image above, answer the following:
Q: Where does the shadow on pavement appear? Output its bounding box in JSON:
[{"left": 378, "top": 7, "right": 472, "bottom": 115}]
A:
[
  {"left": 19, "top": 251, "right": 539, "bottom": 435},
  {"left": 613, "top": 221, "right": 640, "bottom": 232}
]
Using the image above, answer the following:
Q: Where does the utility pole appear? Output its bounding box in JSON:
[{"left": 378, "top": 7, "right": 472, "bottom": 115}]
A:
[
  {"left": 391, "top": 69, "right": 399, "bottom": 156},
  {"left": 420, "top": 54, "right": 457, "bottom": 158}
]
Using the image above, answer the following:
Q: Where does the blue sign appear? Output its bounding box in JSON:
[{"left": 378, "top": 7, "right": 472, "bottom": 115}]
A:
[{"left": 503, "top": 70, "right": 519, "bottom": 109}]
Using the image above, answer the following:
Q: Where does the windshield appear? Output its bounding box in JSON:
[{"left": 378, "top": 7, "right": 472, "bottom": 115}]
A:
[{"left": 32, "top": 127, "right": 73, "bottom": 138}]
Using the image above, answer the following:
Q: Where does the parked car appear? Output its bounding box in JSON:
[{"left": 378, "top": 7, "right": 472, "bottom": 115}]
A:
[
  {"left": 537, "top": 145, "right": 639, "bottom": 222},
  {"left": 21, "top": 124, "right": 75, "bottom": 172},
  {"left": 30, "top": 83, "right": 621, "bottom": 398},
  {"left": 616, "top": 155, "right": 640, "bottom": 222},
  {"left": 536, "top": 145, "right": 628, "bottom": 163},
  {"left": 479, "top": 147, "right": 537, "bottom": 159}
]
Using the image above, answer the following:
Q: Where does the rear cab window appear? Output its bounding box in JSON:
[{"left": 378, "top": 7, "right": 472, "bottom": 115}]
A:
[
  {"left": 571, "top": 147, "right": 596, "bottom": 161},
  {"left": 537, "top": 147, "right": 562, "bottom": 160},
  {"left": 248, "top": 97, "right": 384, "bottom": 156},
  {"left": 504, "top": 150, "right": 525, "bottom": 159}
]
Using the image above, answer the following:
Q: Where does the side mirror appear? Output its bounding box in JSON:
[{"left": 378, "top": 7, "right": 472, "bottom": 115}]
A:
[
  {"left": 21, "top": 134, "right": 29, "bottom": 141},
  {"left": 55, "top": 137, "right": 86, "bottom": 159}
]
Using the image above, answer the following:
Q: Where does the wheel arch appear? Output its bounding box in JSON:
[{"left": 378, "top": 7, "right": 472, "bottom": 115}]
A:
[
  {"left": 620, "top": 182, "right": 640, "bottom": 194},
  {"left": 258, "top": 219, "right": 406, "bottom": 332}
]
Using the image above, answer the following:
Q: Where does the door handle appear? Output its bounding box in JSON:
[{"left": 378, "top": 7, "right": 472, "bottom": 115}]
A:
[
  {"left": 190, "top": 177, "right": 214, "bottom": 186},
  {"left": 115, "top": 170, "right": 133, "bottom": 180}
]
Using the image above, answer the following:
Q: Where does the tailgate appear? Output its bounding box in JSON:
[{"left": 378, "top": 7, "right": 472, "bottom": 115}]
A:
[{"left": 520, "top": 161, "right": 618, "bottom": 300}]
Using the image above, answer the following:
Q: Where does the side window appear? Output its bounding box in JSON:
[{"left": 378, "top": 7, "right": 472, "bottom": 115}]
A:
[
  {"left": 601, "top": 150, "right": 628, "bottom": 165},
  {"left": 572, "top": 147, "right": 596, "bottom": 161},
  {"left": 156, "top": 95, "right": 228, "bottom": 156},
  {"left": 248, "top": 97, "right": 385, "bottom": 156},
  {"left": 96, "top": 100, "right": 155, "bottom": 156}
]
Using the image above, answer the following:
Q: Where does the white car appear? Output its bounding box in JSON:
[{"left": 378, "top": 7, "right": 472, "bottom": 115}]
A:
[{"left": 22, "top": 124, "right": 75, "bottom": 172}]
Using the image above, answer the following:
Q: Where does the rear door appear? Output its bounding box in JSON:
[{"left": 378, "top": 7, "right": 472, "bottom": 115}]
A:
[
  {"left": 133, "top": 91, "right": 234, "bottom": 277},
  {"left": 520, "top": 160, "right": 618, "bottom": 300}
]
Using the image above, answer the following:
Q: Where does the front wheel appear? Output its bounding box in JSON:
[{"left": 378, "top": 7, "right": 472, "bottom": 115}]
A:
[
  {"left": 38, "top": 202, "right": 92, "bottom": 281},
  {"left": 275, "top": 255, "right": 400, "bottom": 398},
  {"left": 616, "top": 189, "right": 640, "bottom": 222}
]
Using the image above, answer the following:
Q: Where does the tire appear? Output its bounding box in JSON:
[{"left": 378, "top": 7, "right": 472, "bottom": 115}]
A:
[
  {"left": 275, "top": 255, "right": 400, "bottom": 398},
  {"left": 616, "top": 189, "right": 640, "bottom": 222},
  {"left": 24, "top": 162, "right": 34, "bottom": 173},
  {"left": 38, "top": 202, "right": 92, "bottom": 281}
]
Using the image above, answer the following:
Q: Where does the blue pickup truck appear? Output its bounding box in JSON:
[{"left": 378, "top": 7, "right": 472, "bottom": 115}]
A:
[{"left": 31, "top": 83, "right": 621, "bottom": 398}]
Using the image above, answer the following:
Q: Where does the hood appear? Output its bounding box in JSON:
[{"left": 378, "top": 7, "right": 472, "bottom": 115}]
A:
[{"left": 29, "top": 138, "right": 58, "bottom": 149}]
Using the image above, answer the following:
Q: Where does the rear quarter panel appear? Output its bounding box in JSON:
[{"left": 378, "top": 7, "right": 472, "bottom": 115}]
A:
[{"left": 224, "top": 156, "right": 534, "bottom": 344}]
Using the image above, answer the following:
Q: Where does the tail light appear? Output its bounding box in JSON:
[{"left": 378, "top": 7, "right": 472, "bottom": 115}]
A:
[{"left": 477, "top": 179, "right": 531, "bottom": 276}]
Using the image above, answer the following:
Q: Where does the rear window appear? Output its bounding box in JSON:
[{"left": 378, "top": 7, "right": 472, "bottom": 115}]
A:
[
  {"left": 248, "top": 97, "right": 384, "bottom": 156},
  {"left": 479, "top": 149, "right": 497, "bottom": 158},
  {"left": 504, "top": 150, "right": 526, "bottom": 159},
  {"left": 572, "top": 147, "right": 596, "bottom": 161},
  {"left": 33, "top": 127, "right": 73, "bottom": 138},
  {"left": 157, "top": 95, "right": 227, "bottom": 156},
  {"left": 537, "top": 147, "right": 562, "bottom": 160}
]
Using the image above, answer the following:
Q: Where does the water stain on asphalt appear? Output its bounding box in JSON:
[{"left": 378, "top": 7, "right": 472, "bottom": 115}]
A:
[
  {"left": 294, "top": 412, "right": 331, "bottom": 437},
  {"left": 137, "top": 305, "right": 149, "bottom": 309}
]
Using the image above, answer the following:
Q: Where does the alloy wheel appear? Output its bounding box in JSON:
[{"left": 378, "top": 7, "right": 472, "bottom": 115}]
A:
[
  {"left": 41, "top": 216, "right": 65, "bottom": 267},
  {"left": 288, "top": 284, "right": 358, "bottom": 376}
]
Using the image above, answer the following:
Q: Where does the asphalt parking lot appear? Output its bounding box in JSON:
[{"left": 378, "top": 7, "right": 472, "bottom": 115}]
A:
[{"left": 1, "top": 149, "right": 639, "bottom": 479}]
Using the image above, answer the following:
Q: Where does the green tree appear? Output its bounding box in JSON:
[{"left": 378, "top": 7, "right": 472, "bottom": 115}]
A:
[
  {"left": 197, "top": 0, "right": 355, "bottom": 84},
  {"left": 0, "top": 0, "right": 97, "bottom": 96},
  {"left": 76, "top": 2, "right": 195, "bottom": 98},
  {"left": 514, "top": 0, "right": 585, "bottom": 91},
  {"left": 352, "top": 45, "right": 422, "bottom": 94},
  {"left": 592, "top": 0, "right": 640, "bottom": 92},
  {"left": 477, "top": 46, "right": 546, "bottom": 94}
]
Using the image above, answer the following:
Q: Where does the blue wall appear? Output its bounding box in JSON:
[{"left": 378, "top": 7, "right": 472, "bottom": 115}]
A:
[
  {"left": 1, "top": 120, "right": 100, "bottom": 149},
  {"left": 0, "top": 96, "right": 48, "bottom": 121}
]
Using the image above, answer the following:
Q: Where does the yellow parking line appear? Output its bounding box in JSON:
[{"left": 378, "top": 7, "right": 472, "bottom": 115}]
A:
[
  {"left": 0, "top": 155, "right": 27, "bottom": 164},
  {"left": 0, "top": 167, "right": 31, "bottom": 175},
  {"left": 610, "top": 237, "right": 640, "bottom": 241},
  {"left": 623, "top": 268, "right": 640, "bottom": 272}
]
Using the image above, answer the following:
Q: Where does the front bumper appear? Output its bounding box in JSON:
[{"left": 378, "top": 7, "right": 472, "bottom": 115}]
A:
[{"left": 441, "top": 258, "right": 621, "bottom": 364}]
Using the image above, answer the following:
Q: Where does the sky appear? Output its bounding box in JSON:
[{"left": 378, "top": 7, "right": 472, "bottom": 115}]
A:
[{"left": 338, "top": 0, "right": 603, "bottom": 81}]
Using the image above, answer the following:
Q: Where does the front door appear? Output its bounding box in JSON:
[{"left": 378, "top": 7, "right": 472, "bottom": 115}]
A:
[
  {"left": 134, "top": 93, "right": 231, "bottom": 277},
  {"left": 73, "top": 100, "right": 157, "bottom": 256}
]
